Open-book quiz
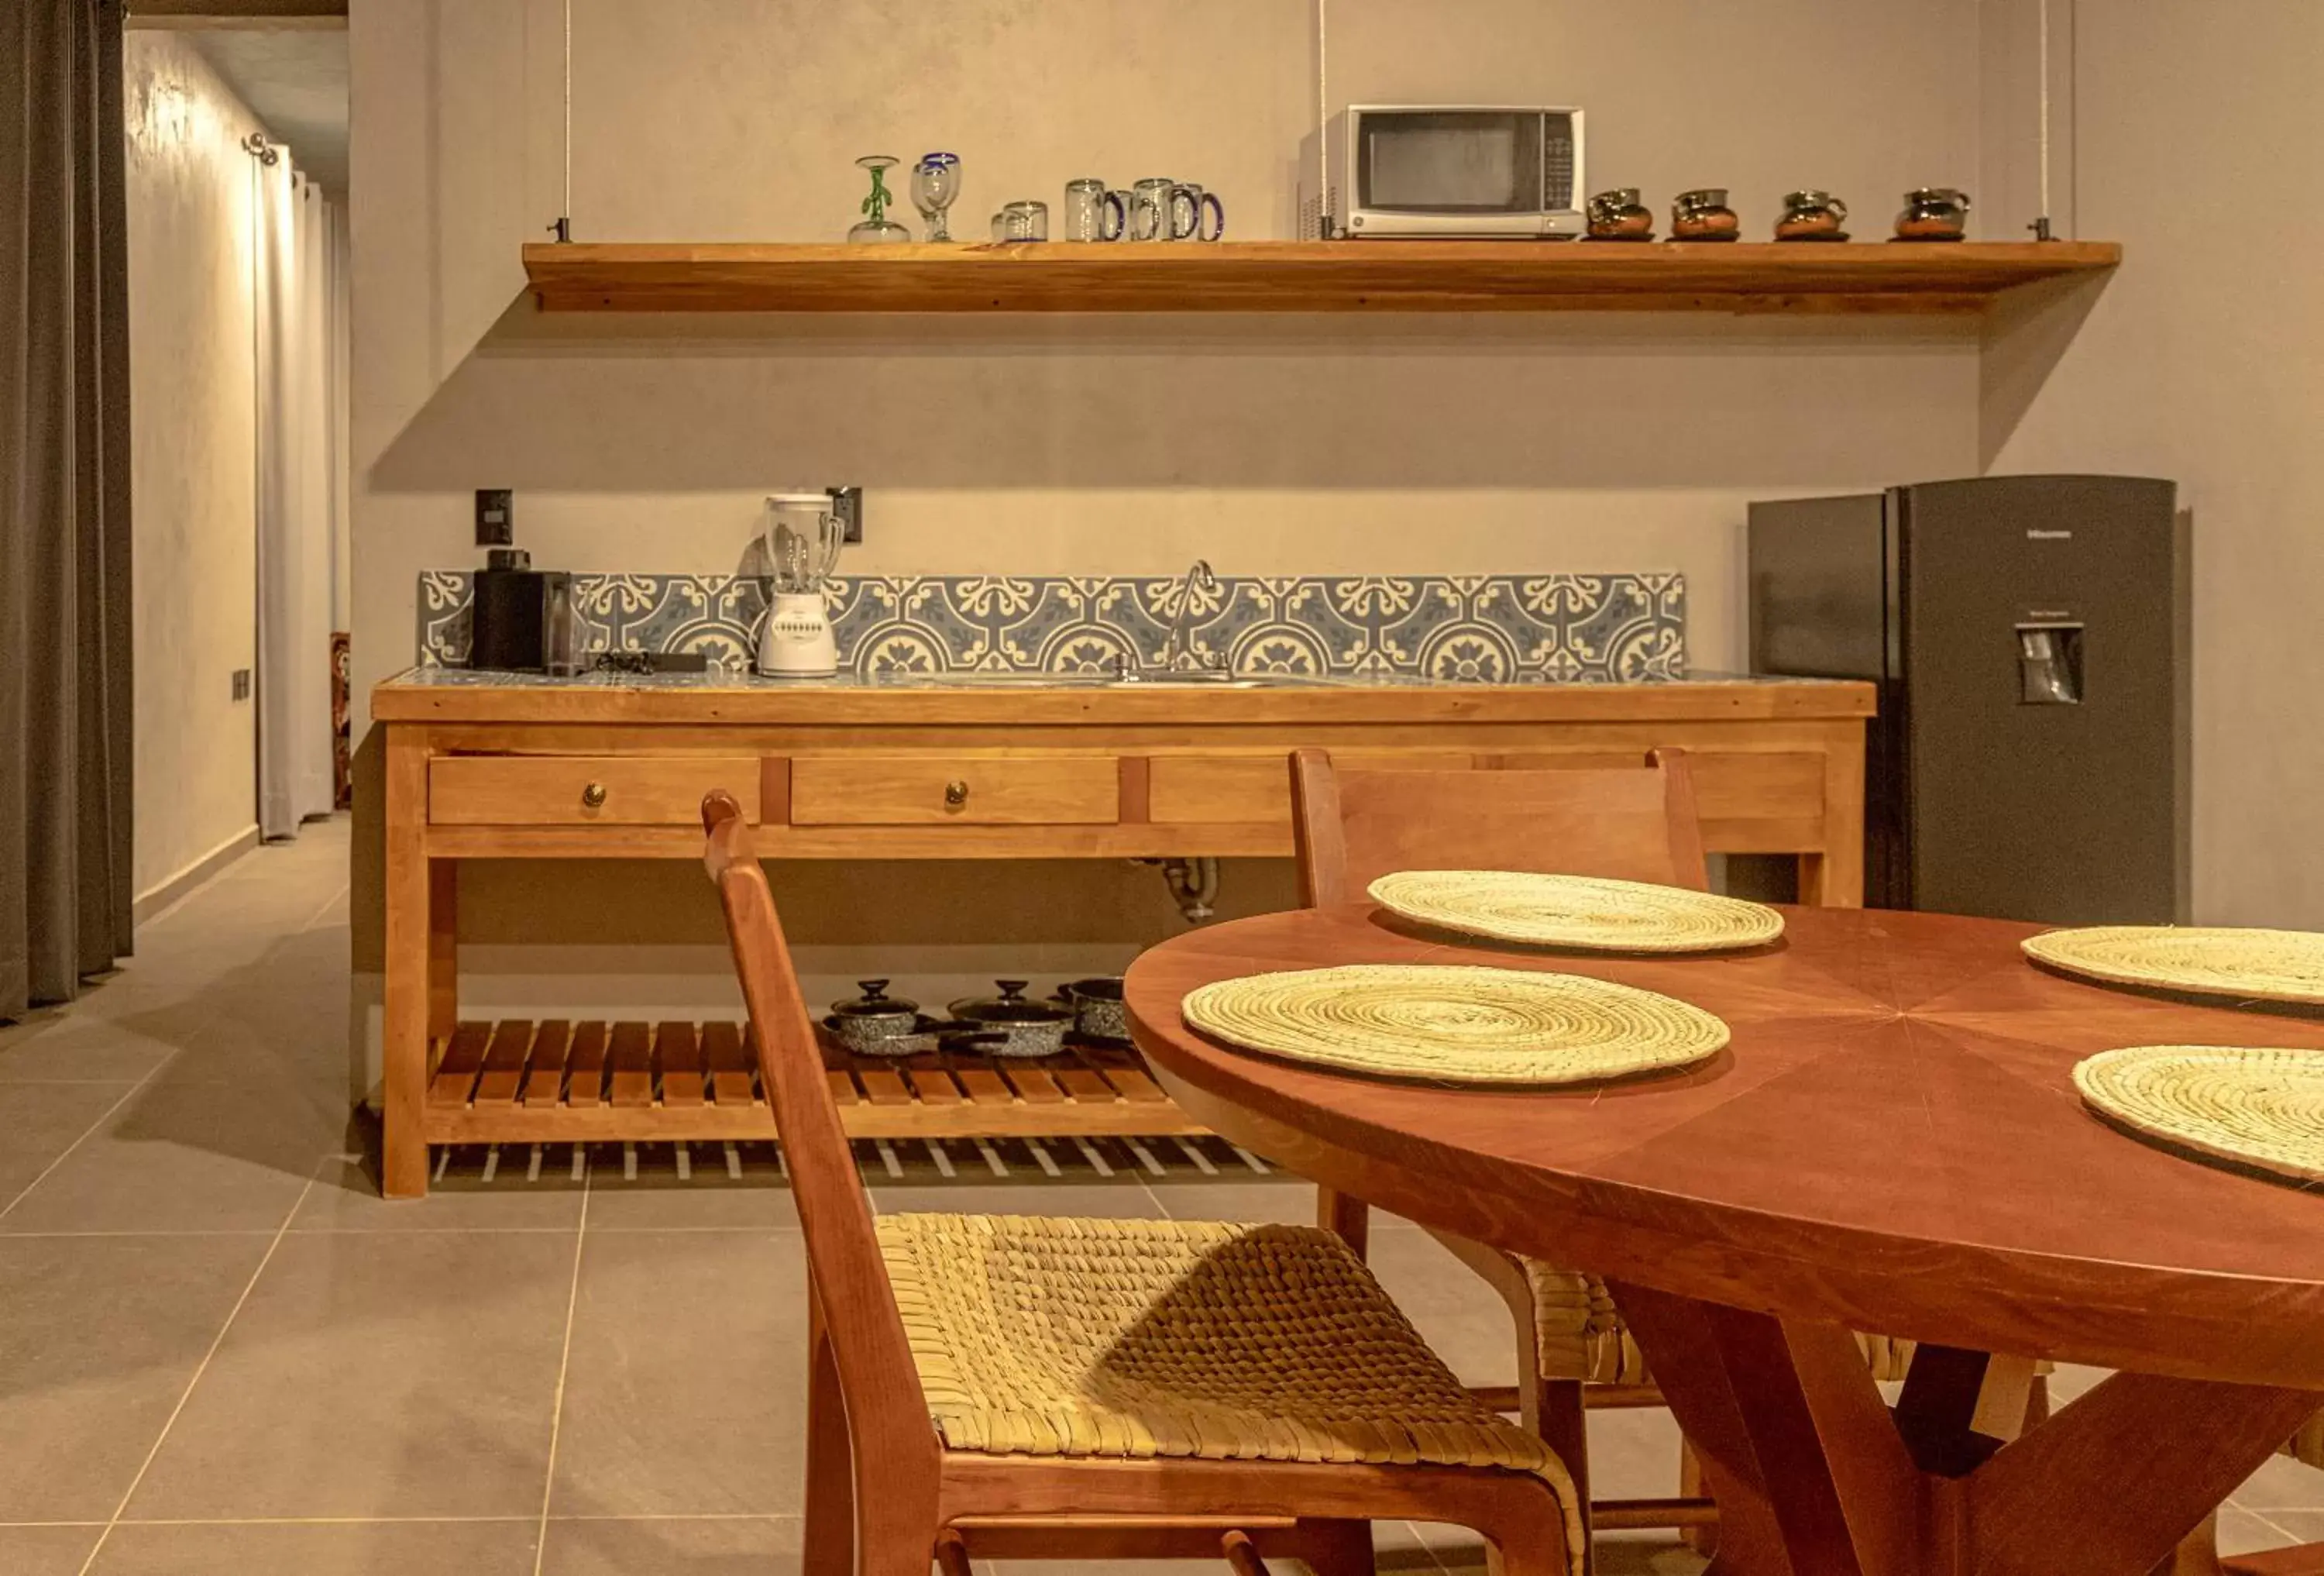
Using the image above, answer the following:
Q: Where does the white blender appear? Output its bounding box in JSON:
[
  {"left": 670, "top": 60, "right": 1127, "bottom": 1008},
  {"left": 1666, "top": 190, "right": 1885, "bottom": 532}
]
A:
[{"left": 755, "top": 491, "right": 845, "bottom": 677}]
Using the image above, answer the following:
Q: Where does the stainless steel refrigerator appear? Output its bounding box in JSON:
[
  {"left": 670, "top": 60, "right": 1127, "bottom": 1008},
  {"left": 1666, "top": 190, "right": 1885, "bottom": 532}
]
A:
[{"left": 1748, "top": 476, "right": 2189, "bottom": 924}]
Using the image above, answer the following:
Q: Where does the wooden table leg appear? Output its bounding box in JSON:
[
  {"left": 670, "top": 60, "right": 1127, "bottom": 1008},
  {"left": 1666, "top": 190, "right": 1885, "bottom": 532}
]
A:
[
  {"left": 383, "top": 731, "right": 431, "bottom": 1199},
  {"left": 1609, "top": 1280, "right": 2319, "bottom": 1576},
  {"left": 428, "top": 860, "right": 457, "bottom": 1042}
]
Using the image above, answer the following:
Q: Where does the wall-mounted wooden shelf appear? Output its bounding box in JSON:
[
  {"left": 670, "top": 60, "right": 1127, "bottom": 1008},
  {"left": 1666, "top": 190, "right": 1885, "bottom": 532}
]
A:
[{"left": 521, "top": 239, "right": 2118, "bottom": 316}]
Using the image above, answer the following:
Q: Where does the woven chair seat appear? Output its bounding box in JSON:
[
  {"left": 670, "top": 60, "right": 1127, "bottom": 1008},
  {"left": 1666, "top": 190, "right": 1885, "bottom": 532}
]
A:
[
  {"left": 878, "top": 1213, "right": 1580, "bottom": 1505},
  {"left": 1525, "top": 1259, "right": 1917, "bottom": 1385}
]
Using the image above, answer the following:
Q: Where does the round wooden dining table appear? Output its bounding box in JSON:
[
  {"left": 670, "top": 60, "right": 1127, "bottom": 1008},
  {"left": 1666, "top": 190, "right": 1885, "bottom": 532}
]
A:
[{"left": 1125, "top": 902, "right": 2324, "bottom": 1576}]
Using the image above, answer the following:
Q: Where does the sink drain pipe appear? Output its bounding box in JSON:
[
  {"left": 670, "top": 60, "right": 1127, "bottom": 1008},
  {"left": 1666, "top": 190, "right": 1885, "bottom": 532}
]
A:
[{"left": 1147, "top": 856, "right": 1221, "bottom": 923}]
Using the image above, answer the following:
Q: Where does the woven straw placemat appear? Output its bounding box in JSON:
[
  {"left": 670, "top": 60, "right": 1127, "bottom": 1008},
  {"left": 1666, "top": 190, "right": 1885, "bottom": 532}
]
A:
[
  {"left": 1181, "top": 963, "right": 1729, "bottom": 1086},
  {"left": 1370, "top": 869, "right": 1784, "bottom": 953},
  {"left": 2074, "top": 1044, "right": 2324, "bottom": 1185},
  {"left": 2023, "top": 926, "right": 2324, "bottom": 1005}
]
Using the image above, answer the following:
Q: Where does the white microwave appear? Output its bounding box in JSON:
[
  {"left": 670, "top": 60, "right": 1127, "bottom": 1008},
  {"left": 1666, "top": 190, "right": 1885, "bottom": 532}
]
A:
[{"left": 1300, "top": 105, "right": 1586, "bottom": 239}]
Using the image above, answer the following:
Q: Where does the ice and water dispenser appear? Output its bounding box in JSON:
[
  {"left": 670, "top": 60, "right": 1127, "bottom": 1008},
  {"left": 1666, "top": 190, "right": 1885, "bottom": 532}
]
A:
[
  {"left": 2016, "top": 614, "right": 2083, "bottom": 705},
  {"left": 1748, "top": 477, "right": 2188, "bottom": 925}
]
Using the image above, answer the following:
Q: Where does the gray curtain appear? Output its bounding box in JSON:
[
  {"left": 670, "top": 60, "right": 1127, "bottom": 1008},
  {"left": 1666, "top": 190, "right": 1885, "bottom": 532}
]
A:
[{"left": 0, "top": 0, "right": 134, "bottom": 1019}]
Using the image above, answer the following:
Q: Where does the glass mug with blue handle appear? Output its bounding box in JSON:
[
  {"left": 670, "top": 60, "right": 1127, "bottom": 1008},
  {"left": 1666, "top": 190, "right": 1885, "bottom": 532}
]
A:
[
  {"left": 1171, "top": 182, "right": 1226, "bottom": 242},
  {"left": 1063, "top": 178, "right": 1126, "bottom": 243}
]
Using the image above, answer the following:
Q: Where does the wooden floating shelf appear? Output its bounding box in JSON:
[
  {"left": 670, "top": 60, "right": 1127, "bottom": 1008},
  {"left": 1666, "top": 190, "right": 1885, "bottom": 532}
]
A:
[
  {"left": 421, "top": 1018, "right": 1207, "bottom": 1146},
  {"left": 522, "top": 239, "right": 2120, "bottom": 316}
]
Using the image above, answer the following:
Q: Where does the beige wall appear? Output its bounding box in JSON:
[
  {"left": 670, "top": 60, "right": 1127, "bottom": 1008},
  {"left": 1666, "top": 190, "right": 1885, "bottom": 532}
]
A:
[
  {"left": 349, "top": 0, "right": 2007, "bottom": 1053},
  {"left": 124, "top": 33, "right": 264, "bottom": 900},
  {"left": 1981, "top": 0, "right": 2324, "bottom": 927}
]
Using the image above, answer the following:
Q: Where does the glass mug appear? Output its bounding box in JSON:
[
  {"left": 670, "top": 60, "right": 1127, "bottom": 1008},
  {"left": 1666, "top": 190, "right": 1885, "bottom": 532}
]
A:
[
  {"left": 1171, "top": 182, "right": 1226, "bottom": 242},
  {"left": 1063, "top": 178, "right": 1125, "bottom": 243},
  {"left": 992, "top": 200, "right": 1048, "bottom": 242},
  {"left": 1128, "top": 177, "right": 1178, "bottom": 242}
]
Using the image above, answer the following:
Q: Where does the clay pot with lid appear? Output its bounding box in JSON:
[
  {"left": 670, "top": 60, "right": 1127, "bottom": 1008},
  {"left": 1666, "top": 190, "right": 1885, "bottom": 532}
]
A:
[
  {"left": 1895, "top": 187, "right": 1971, "bottom": 240},
  {"left": 1775, "top": 189, "right": 1849, "bottom": 240},
  {"left": 1587, "top": 188, "right": 1655, "bottom": 240},
  {"left": 1671, "top": 188, "right": 1740, "bottom": 240}
]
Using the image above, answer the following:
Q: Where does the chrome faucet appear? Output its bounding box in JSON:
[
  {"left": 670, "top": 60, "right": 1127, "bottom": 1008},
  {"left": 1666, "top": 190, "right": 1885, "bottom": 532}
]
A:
[{"left": 1157, "top": 559, "right": 1225, "bottom": 674}]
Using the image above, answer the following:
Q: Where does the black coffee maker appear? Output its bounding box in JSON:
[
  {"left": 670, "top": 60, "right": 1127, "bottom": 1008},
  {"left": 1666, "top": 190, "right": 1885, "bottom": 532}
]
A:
[{"left": 468, "top": 549, "right": 578, "bottom": 675}]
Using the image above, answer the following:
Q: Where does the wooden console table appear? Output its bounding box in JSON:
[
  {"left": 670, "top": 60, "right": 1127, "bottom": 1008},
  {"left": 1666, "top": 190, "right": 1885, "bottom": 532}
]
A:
[{"left": 375, "top": 672, "right": 1873, "bottom": 1197}]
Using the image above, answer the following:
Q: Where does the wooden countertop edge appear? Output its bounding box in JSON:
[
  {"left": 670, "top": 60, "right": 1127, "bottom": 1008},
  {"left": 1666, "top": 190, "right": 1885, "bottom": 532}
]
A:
[{"left": 370, "top": 677, "right": 1876, "bottom": 726}]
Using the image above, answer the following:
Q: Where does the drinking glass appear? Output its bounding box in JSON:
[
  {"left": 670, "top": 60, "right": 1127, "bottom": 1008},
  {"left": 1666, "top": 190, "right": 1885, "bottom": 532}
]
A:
[
  {"left": 995, "top": 200, "right": 1048, "bottom": 241},
  {"left": 847, "top": 154, "right": 912, "bottom": 243},
  {"left": 911, "top": 152, "right": 961, "bottom": 243},
  {"left": 1129, "top": 177, "right": 1177, "bottom": 242},
  {"left": 1171, "top": 182, "right": 1226, "bottom": 242},
  {"left": 1063, "top": 177, "right": 1125, "bottom": 242}
]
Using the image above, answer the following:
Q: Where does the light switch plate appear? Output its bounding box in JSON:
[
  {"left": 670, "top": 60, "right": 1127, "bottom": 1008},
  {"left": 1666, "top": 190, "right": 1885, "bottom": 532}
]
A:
[{"left": 231, "top": 668, "right": 252, "bottom": 700}]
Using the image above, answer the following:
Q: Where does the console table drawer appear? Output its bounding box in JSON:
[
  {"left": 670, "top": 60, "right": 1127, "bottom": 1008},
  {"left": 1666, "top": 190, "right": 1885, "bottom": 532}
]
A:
[
  {"left": 430, "top": 756, "right": 761, "bottom": 826},
  {"left": 1148, "top": 751, "right": 1474, "bottom": 824},
  {"left": 790, "top": 755, "right": 1119, "bottom": 826}
]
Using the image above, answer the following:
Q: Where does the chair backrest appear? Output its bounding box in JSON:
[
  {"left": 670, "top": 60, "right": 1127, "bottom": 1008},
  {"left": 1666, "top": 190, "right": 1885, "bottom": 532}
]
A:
[
  {"left": 700, "top": 790, "right": 940, "bottom": 1482},
  {"left": 1289, "top": 748, "right": 1709, "bottom": 907}
]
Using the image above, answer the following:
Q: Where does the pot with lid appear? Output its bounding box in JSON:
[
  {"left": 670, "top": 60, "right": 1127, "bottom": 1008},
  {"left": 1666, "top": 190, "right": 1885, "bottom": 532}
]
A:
[
  {"left": 947, "top": 979, "right": 1072, "bottom": 1058},
  {"left": 828, "top": 979, "right": 924, "bottom": 1055},
  {"left": 1056, "top": 976, "right": 1130, "bottom": 1045}
]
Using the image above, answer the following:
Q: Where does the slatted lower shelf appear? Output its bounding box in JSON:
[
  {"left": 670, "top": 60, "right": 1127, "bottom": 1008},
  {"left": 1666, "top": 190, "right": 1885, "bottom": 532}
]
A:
[{"left": 421, "top": 1019, "right": 1206, "bottom": 1144}]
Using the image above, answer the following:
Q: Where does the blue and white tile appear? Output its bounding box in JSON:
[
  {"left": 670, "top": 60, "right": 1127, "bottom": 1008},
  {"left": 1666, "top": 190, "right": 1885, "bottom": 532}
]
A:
[{"left": 418, "top": 571, "right": 1686, "bottom": 684}]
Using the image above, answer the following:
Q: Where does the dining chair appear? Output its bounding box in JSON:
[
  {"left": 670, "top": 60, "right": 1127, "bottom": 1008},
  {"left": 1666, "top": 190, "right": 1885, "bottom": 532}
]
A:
[
  {"left": 700, "top": 788, "right": 1580, "bottom": 1576},
  {"left": 1286, "top": 746, "right": 2013, "bottom": 1563}
]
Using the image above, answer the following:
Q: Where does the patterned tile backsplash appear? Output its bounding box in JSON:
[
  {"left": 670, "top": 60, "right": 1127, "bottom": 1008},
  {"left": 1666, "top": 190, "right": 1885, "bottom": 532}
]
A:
[{"left": 418, "top": 571, "right": 1685, "bottom": 683}]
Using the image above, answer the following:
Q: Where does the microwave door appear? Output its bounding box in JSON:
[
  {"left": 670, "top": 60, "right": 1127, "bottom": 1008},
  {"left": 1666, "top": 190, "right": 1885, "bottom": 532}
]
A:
[{"left": 1361, "top": 112, "right": 1536, "bottom": 214}]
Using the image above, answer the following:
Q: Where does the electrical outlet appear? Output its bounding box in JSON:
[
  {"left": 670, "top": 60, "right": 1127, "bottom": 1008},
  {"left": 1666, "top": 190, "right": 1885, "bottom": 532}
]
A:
[
  {"left": 830, "top": 486, "right": 863, "bottom": 544},
  {"left": 475, "top": 488, "right": 514, "bottom": 546},
  {"left": 231, "top": 668, "right": 251, "bottom": 700}
]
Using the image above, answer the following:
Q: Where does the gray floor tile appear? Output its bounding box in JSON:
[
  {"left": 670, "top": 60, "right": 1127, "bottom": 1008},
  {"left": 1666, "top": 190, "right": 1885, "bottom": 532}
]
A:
[
  {"left": 1590, "top": 1531, "right": 1709, "bottom": 1576},
  {"left": 548, "top": 1231, "right": 809, "bottom": 1517},
  {"left": 290, "top": 1156, "right": 586, "bottom": 1232},
  {"left": 0, "top": 1079, "right": 338, "bottom": 1234},
  {"left": 0, "top": 1082, "right": 138, "bottom": 1208},
  {"left": 0, "top": 1020, "right": 182, "bottom": 1084},
  {"left": 582, "top": 1147, "right": 799, "bottom": 1231},
  {"left": 538, "top": 1514, "right": 798, "bottom": 1574},
  {"left": 1577, "top": 1403, "right": 1686, "bottom": 1502},
  {"left": 2239, "top": 1447, "right": 2324, "bottom": 1511},
  {"left": 0, "top": 1524, "right": 105, "bottom": 1576},
  {"left": 87, "top": 1518, "right": 539, "bottom": 1574},
  {"left": 124, "top": 1232, "right": 577, "bottom": 1520},
  {"left": 2045, "top": 1361, "right": 2108, "bottom": 1403},
  {"left": 0, "top": 1234, "right": 273, "bottom": 1522},
  {"left": 1415, "top": 1522, "right": 1703, "bottom": 1576},
  {"left": 1143, "top": 1175, "right": 1321, "bottom": 1224},
  {"left": 2224, "top": 1507, "right": 2317, "bottom": 1556}
]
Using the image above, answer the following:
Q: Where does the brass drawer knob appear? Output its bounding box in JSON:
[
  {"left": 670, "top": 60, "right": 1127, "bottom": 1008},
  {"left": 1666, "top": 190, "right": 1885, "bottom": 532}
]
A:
[
  {"left": 944, "top": 779, "right": 970, "bottom": 809},
  {"left": 581, "top": 781, "right": 609, "bottom": 810}
]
